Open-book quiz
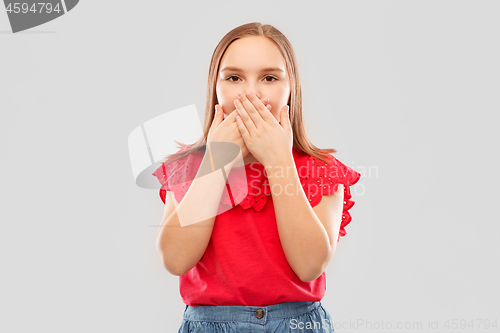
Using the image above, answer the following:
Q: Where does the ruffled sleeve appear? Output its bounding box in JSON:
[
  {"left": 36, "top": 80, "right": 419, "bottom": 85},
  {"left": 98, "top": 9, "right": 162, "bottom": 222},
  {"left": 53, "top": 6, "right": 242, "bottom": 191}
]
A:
[
  {"left": 151, "top": 146, "right": 203, "bottom": 204},
  {"left": 296, "top": 152, "right": 361, "bottom": 242}
]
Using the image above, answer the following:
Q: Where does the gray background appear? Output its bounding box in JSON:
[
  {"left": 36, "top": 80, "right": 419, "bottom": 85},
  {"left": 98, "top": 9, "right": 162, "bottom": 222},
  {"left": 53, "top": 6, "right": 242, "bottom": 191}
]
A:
[{"left": 1, "top": 1, "right": 499, "bottom": 332}]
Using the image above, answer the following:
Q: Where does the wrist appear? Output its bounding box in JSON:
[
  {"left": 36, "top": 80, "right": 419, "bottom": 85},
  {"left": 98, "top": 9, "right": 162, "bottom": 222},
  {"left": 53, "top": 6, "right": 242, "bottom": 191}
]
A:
[{"left": 264, "top": 152, "right": 294, "bottom": 169}]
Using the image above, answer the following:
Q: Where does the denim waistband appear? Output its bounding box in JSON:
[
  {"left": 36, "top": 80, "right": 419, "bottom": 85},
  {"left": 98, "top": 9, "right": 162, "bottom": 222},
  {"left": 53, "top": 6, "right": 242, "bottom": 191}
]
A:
[{"left": 183, "top": 301, "right": 321, "bottom": 324}]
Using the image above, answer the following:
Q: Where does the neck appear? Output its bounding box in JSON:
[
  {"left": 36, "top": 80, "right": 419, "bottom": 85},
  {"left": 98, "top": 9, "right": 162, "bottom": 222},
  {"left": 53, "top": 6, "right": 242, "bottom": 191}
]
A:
[{"left": 244, "top": 154, "right": 257, "bottom": 165}]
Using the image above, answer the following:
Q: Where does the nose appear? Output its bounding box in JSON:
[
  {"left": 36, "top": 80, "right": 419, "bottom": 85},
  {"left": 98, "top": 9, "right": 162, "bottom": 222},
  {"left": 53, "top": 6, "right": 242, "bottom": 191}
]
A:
[
  {"left": 240, "top": 90, "right": 262, "bottom": 100},
  {"left": 241, "top": 84, "right": 261, "bottom": 99}
]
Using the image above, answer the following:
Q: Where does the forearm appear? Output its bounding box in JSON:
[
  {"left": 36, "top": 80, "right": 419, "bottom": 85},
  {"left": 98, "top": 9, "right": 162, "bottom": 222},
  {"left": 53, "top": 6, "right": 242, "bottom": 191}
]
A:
[
  {"left": 266, "top": 156, "right": 331, "bottom": 282},
  {"left": 156, "top": 153, "right": 236, "bottom": 276}
]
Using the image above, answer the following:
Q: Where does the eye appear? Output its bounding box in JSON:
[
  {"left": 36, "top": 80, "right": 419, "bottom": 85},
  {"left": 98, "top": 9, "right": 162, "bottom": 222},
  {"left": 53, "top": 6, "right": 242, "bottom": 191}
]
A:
[
  {"left": 226, "top": 75, "right": 241, "bottom": 82},
  {"left": 264, "top": 76, "right": 277, "bottom": 82}
]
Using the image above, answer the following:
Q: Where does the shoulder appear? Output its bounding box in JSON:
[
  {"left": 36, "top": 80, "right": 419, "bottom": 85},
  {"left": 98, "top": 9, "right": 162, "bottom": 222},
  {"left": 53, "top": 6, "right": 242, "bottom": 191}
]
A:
[
  {"left": 293, "top": 148, "right": 360, "bottom": 182},
  {"left": 292, "top": 148, "right": 361, "bottom": 206},
  {"left": 291, "top": 148, "right": 361, "bottom": 242},
  {"left": 151, "top": 146, "right": 205, "bottom": 203},
  {"left": 153, "top": 146, "right": 204, "bottom": 179}
]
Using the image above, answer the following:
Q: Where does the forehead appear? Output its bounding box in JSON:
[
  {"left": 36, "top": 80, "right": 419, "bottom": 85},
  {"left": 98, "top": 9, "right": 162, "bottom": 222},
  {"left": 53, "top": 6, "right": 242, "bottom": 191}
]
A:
[{"left": 220, "top": 36, "right": 286, "bottom": 71}]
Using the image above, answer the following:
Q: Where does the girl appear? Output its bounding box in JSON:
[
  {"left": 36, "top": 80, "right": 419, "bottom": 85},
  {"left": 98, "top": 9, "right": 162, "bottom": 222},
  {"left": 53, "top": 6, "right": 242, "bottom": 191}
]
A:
[{"left": 153, "top": 22, "right": 361, "bottom": 333}]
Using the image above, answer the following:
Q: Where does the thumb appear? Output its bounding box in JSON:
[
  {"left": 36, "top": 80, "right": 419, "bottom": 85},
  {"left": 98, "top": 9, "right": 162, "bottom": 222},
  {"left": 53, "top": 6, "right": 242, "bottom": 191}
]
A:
[
  {"left": 212, "top": 104, "right": 224, "bottom": 128},
  {"left": 280, "top": 105, "right": 290, "bottom": 129}
]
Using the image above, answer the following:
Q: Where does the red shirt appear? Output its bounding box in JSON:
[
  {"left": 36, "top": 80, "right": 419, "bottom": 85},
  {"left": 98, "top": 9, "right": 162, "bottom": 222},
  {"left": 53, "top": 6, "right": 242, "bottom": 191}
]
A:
[{"left": 152, "top": 146, "right": 361, "bottom": 306}]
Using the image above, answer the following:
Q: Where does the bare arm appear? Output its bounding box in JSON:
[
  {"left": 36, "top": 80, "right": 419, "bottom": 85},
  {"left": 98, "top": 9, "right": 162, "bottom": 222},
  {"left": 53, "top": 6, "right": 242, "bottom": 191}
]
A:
[
  {"left": 155, "top": 152, "right": 237, "bottom": 276},
  {"left": 267, "top": 155, "right": 345, "bottom": 282}
]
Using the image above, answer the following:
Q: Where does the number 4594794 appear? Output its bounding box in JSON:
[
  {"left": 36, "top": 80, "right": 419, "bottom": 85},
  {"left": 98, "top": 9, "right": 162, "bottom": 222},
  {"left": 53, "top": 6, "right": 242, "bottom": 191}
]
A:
[
  {"left": 444, "top": 319, "right": 498, "bottom": 330},
  {"left": 6, "top": 3, "right": 62, "bottom": 14}
]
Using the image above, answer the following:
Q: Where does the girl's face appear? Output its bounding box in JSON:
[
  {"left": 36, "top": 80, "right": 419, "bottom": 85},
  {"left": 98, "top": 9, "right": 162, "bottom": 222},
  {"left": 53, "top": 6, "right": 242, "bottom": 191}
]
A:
[{"left": 216, "top": 36, "right": 291, "bottom": 123}]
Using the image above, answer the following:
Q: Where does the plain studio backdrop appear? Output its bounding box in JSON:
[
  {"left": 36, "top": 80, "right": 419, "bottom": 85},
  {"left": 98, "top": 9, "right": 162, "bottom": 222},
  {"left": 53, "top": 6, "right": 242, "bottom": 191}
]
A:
[{"left": 1, "top": 1, "right": 498, "bottom": 332}]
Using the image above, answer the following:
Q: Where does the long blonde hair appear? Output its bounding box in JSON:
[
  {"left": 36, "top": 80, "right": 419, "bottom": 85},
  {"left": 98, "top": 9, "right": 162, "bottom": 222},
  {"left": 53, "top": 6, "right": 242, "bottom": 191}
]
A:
[{"left": 163, "top": 22, "right": 337, "bottom": 165}]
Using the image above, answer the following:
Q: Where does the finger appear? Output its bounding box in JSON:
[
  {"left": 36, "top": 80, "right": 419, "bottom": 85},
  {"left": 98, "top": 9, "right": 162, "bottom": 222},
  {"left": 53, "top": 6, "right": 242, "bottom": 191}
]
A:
[
  {"left": 240, "top": 92, "right": 274, "bottom": 127},
  {"left": 237, "top": 92, "right": 263, "bottom": 128},
  {"left": 221, "top": 106, "right": 239, "bottom": 124},
  {"left": 225, "top": 109, "right": 239, "bottom": 122},
  {"left": 235, "top": 114, "right": 250, "bottom": 142},
  {"left": 234, "top": 95, "right": 262, "bottom": 136},
  {"left": 234, "top": 97, "right": 257, "bottom": 135}
]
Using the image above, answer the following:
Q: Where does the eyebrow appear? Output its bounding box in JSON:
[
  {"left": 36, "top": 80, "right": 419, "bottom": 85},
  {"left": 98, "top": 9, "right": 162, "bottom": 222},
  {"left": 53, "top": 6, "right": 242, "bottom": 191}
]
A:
[{"left": 220, "top": 66, "right": 284, "bottom": 73}]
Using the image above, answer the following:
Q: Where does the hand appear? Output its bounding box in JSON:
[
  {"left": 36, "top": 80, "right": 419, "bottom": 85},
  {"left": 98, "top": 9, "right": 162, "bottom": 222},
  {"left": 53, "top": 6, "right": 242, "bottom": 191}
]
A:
[
  {"left": 234, "top": 91, "right": 293, "bottom": 168},
  {"left": 207, "top": 104, "right": 250, "bottom": 163}
]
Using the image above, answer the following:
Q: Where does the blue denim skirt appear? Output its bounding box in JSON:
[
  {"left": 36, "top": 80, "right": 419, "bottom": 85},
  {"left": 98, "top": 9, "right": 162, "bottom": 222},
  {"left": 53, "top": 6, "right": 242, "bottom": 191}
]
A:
[{"left": 178, "top": 301, "right": 335, "bottom": 332}]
